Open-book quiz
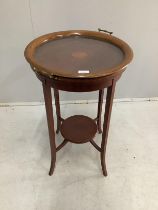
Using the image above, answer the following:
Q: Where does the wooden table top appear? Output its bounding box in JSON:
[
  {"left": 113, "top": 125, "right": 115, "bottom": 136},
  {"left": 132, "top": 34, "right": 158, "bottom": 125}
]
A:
[{"left": 24, "top": 30, "right": 133, "bottom": 78}]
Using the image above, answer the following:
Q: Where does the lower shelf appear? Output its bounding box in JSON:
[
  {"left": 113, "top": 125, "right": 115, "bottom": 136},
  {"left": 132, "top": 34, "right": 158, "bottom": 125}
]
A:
[{"left": 60, "top": 115, "right": 97, "bottom": 144}]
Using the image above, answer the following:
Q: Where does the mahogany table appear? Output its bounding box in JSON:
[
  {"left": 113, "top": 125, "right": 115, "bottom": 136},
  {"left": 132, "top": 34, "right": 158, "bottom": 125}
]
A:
[{"left": 24, "top": 29, "right": 133, "bottom": 176}]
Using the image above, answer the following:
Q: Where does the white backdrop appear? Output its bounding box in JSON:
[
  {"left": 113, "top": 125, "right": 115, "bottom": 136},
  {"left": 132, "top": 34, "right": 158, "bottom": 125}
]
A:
[{"left": 0, "top": 0, "right": 158, "bottom": 102}]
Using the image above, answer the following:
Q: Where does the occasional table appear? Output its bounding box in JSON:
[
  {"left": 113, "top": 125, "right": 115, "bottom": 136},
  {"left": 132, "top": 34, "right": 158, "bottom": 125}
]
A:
[{"left": 24, "top": 29, "right": 133, "bottom": 176}]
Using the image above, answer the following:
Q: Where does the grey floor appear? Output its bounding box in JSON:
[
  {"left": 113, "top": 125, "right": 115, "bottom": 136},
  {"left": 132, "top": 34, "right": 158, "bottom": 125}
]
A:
[{"left": 0, "top": 101, "right": 158, "bottom": 210}]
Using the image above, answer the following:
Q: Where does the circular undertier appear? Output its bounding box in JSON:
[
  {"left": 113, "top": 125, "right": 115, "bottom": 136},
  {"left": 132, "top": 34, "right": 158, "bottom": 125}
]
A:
[{"left": 60, "top": 115, "right": 97, "bottom": 144}]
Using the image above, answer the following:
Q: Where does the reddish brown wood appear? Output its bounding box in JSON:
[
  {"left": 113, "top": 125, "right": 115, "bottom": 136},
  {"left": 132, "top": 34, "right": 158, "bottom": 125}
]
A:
[
  {"left": 53, "top": 88, "right": 61, "bottom": 134},
  {"left": 60, "top": 115, "right": 97, "bottom": 144},
  {"left": 56, "top": 139, "right": 68, "bottom": 152},
  {"left": 47, "top": 74, "right": 114, "bottom": 92},
  {"left": 101, "top": 80, "right": 116, "bottom": 176},
  {"left": 42, "top": 79, "right": 56, "bottom": 176},
  {"left": 90, "top": 139, "right": 102, "bottom": 152},
  {"left": 24, "top": 30, "right": 133, "bottom": 176},
  {"left": 33, "top": 37, "right": 124, "bottom": 77},
  {"left": 24, "top": 30, "right": 133, "bottom": 79},
  {"left": 97, "top": 89, "right": 104, "bottom": 133},
  {"left": 59, "top": 116, "right": 65, "bottom": 121},
  {"left": 35, "top": 71, "right": 121, "bottom": 92}
]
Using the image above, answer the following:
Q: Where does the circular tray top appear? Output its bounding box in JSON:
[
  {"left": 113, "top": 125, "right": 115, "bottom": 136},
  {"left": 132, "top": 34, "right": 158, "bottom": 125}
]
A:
[
  {"left": 60, "top": 115, "right": 97, "bottom": 144},
  {"left": 25, "top": 30, "right": 133, "bottom": 78}
]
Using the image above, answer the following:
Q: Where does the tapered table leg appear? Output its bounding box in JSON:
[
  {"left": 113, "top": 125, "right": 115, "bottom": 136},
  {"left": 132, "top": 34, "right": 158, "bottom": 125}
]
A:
[
  {"left": 53, "top": 88, "right": 61, "bottom": 134},
  {"left": 97, "top": 89, "right": 104, "bottom": 133},
  {"left": 101, "top": 80, "right": 116, "bottom": 176},
  {"left": 42, "top": 80, "right": 56, "bottom": 176}
]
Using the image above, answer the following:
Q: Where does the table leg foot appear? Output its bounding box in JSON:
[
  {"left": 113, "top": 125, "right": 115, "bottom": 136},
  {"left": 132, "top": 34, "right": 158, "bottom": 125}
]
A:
[
  {"left": 101, "top": 151, "right": 108, "bottom": 176},
  {"left": 49, "top": 159, "right": 56, "bottom": 176}
]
